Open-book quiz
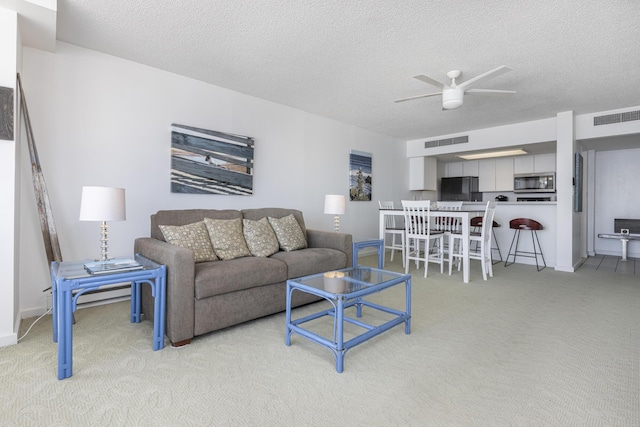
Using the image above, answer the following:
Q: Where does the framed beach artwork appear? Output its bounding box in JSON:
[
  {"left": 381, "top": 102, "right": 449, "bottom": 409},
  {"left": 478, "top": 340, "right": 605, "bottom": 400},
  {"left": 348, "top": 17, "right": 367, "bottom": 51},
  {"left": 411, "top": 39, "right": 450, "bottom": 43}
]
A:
[
  {"left": 170, "top": 124, "right": 254, "bottom": 195},
  {"left": 349, "top": 150, "right": 372, "bottom": 201}
]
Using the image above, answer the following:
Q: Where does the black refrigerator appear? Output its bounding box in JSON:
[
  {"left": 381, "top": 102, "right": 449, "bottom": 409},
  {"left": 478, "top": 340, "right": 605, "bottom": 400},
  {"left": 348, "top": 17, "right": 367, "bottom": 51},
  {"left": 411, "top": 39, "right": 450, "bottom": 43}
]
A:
[{"left": 439, "top": 176, "right": 480, "bottom": 201}]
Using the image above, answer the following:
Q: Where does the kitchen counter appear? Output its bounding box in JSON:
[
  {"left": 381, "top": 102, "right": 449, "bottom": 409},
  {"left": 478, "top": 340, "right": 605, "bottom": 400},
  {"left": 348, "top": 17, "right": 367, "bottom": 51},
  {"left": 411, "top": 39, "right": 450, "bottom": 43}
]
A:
[
  {"left": 462, "top": 201, "right": 557, "bottom": 267},
  {"left": 463, "top": 201, "right": 557, "bottom": 206}
]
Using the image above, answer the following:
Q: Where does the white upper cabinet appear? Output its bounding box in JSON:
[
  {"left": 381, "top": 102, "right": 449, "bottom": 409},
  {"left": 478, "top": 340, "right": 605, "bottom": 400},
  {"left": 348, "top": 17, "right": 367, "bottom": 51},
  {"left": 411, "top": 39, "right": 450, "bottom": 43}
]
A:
[
  {"left": 513, "top": 154, "right": 556, "bottom": 174},
  {"left": 513, "top": 156, "right": 534, "bottom": 174},
  {"left": 478, "top": 159, "right": 495, "bottom": 192},
  {"left": 534, "top": 153, "right": 556, "bottom": 173},
  {"left": 478, "top": 158, "right": 514, "bottom": 191},
  {"left": 445, "top": 160, "right": 478, "bottom": 177},
  {"left": 445, "top": 161, "right": 463, "bottom": 177},
  {"left": 495, "top": 157, "right": 514, "bottom": 191},
  {"left": 409, "top": 157, "right": 438, "bottom": 190},
  {"left": 462, "top": 160, "right": 479, "bottom": 176}
]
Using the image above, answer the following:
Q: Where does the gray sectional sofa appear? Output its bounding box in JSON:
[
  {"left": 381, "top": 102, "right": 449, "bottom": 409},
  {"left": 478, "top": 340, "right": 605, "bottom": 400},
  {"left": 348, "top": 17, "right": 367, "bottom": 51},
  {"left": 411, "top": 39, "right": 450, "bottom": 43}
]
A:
[{"left": 134, "top": 207, "right": 352, "bottom": 346}]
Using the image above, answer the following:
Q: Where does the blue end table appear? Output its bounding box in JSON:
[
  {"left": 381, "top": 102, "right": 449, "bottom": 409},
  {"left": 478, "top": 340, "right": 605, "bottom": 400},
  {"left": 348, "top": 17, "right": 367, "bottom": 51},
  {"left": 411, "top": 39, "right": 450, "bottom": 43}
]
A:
[{"left": 50, "top": 254, "right": 166, "bottom": 379}]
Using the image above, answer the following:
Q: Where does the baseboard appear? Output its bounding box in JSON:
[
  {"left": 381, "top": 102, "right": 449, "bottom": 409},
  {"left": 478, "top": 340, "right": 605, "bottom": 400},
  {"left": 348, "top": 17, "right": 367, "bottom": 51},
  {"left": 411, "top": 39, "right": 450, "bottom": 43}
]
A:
[{"left": 0, "top": 333, "right": 17, "bottom": 348}]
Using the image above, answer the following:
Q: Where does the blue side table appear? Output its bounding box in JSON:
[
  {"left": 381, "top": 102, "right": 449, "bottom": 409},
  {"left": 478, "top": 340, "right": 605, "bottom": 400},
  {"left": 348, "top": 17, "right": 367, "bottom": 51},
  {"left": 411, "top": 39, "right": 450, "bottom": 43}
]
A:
[
  {"left": 352, "top": 237, "right": 384, "bottom": 269},
  {"left": 50, "top": 254, "right": 166, "bottom": 379}
]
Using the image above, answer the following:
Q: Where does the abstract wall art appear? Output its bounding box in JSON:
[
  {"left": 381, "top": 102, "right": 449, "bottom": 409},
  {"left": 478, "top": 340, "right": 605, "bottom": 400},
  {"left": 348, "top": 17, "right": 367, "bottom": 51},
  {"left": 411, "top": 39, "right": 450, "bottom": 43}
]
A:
[{"left": 170, "top": 124, "right": 254, "bottom": 195}]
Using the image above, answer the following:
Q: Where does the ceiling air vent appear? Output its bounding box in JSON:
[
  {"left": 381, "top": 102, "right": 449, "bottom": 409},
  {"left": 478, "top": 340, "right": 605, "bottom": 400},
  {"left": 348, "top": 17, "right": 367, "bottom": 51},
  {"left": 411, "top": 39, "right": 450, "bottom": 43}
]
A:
[
  {"left": 424, "top": 135, "right": 469, "bottom": 149},
  {"left": 593, "top": 110, "right": 640, "bottom": 126}
]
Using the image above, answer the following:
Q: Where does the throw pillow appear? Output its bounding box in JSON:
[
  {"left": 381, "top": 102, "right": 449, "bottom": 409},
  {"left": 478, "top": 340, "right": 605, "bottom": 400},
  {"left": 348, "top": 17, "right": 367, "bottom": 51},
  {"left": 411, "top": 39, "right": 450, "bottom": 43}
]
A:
[
  {"left": 204, "top": 217, "right": 252, "bottom": 260},
  {"left": 159, "top": 221, "right": 218, "bottom": 263},
  {"left": 267, "top": 214, "right": 308, "bottom": 252},
  {"left": 243, "top": 217, "right": 280, "bottom": 257}
]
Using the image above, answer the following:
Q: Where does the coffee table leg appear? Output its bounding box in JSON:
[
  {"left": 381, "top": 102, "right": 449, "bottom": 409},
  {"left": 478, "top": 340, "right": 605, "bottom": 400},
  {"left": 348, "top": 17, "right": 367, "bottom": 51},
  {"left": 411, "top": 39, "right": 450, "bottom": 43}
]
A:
[
  {"left": 336, "top": 298, "right": 344, "bottom": 373},
  {"left": 285, "top": 282, "right": 292, "bottom": 346},
  {"left": 405, "top": 276, "right": 412, "bottom": 334}
]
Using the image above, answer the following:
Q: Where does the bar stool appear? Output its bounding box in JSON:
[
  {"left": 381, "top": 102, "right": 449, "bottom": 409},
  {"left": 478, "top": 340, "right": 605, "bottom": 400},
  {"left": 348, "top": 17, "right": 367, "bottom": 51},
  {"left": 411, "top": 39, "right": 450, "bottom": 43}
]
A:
[
  {"left": 470, "top": 216, "right": 502, "bottom": 264},
  {"left": 504, "top": 218, "right": 546, "bottom": 271}
]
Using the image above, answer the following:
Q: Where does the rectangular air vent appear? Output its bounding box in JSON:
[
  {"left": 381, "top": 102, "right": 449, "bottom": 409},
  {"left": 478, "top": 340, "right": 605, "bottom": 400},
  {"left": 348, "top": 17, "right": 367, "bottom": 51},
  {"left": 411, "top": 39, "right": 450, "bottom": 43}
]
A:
[
  {"left": 424, "top": 135, "right": 469, "bottom": 149},
  {"left": 594, "top": 110, "right": 640, "bottom": 126}
]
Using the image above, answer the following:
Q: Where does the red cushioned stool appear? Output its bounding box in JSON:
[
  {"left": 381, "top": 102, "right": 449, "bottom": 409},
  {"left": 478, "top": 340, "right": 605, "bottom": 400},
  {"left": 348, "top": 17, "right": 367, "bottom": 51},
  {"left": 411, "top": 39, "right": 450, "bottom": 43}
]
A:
[{"left": 504, "top": 218, "right": 546, "bottom": 271}]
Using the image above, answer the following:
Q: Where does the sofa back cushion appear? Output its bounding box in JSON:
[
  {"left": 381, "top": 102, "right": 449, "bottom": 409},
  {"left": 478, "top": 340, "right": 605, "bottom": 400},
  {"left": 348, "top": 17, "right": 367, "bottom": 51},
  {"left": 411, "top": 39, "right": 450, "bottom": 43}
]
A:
[
  {"left": 203, "top": 217, "right": 252, "bottom": 260},
  {"left": 241, "top": 208, "right": 307, "bottom": 236},
  {"left": 151, "top": 209, "right": 241, "bottom": 241}
]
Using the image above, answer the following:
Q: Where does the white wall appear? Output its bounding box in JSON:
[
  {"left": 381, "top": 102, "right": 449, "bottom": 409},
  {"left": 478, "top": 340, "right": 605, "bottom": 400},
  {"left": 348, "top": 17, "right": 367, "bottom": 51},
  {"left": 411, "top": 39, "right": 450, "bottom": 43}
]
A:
[
  {"left": 17, "top": 42, "right": 407, "bottom": 316},
  {"left": 0, "top": 7, "right": 19, "bottom": 347},
  {"left": 593, "top": 147, "right": 640, "bottom": 257}
]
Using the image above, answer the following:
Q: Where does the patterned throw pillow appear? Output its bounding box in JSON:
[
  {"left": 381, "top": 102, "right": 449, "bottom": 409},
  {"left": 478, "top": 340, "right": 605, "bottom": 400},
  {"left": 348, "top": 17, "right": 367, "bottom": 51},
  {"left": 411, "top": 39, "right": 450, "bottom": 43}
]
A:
[
  {"left": 158, "top": 221, "right": 218, "bottom": 263},
  {"left": 243, "top": 218, "right": 280, "bottom": 257},
  {"left": 267, "top": 214, "right": 308, "bottom": 252},
  {"left": 203, "top": 217, "right": 252, "bottom": 260}
]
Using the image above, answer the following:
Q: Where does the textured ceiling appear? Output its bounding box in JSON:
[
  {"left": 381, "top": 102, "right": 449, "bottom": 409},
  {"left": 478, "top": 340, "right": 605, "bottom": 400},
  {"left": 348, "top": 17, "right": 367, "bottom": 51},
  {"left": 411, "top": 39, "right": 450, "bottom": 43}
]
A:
[{"left": 55, "top": 0, "right": 640, "bottom": 142}]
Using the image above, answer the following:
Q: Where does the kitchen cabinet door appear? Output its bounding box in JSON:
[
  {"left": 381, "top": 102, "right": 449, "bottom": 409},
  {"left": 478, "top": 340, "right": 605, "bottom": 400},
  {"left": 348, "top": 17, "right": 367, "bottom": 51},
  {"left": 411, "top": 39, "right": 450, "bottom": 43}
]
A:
[
  {"left": 478, "top": 159, "right": 496, "bottom": 192},
  {"left": 445, "top": 161, "right": 463, "bottom": 177},
  {"left": 514, "top": 156, "right": 534, "bottom": 174},
  {"left": 495, "top": 157, "right": 514, "bottom": 191},
  {"left": 409, "top": 156, "right": 438, "bottom": 190},
  {"left": 462, "top": 160, "right": 479, "bottom": 176},
  {"left": 534, "top": 153, "right": 556, "bottom": 172}
]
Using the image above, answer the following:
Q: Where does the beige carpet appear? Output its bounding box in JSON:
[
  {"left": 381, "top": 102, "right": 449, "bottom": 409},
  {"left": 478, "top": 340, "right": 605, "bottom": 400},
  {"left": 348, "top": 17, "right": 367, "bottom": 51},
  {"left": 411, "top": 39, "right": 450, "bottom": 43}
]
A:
[{"left": 2, "top": 256, "right": 639, "bottom": 426}]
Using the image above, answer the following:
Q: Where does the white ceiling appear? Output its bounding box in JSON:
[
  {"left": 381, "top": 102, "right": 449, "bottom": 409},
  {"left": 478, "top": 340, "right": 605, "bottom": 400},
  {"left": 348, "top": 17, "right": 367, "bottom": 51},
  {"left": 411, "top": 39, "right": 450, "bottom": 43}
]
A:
[{"left": 49, "top": 1, "right": 640, "bottom": 143}]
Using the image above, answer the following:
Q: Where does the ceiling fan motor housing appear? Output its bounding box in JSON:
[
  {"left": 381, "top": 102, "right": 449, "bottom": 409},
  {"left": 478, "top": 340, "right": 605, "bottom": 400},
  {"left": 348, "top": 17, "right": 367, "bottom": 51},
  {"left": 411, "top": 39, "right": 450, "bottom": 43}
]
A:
[{"left": 442, "top": 87, "right": 464, "bottom": 110}]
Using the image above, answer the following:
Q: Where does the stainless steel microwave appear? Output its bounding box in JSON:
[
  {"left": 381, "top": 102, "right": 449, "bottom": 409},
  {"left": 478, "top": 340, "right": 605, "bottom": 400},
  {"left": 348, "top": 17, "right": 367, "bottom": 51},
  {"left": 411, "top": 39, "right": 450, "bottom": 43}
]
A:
[{"left": 513, "top": 172, "right": 556, "bottom": 193}]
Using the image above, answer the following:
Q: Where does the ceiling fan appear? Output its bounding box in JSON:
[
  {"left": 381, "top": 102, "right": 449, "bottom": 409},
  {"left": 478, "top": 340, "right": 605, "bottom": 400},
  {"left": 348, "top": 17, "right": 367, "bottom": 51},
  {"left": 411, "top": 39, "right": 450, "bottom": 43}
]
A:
[{"left": 395, "top": 65, "right": 515, "bottom": 110}]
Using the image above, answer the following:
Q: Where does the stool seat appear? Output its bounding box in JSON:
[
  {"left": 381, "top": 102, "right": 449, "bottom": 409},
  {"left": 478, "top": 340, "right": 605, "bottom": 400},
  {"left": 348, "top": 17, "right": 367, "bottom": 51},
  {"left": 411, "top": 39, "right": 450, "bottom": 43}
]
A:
[
  {"left": 505, "top": 218, "right": 546, "bottom": 271},
  {"left": 509, "top": 218, "right": 543, "bottom": 231}
]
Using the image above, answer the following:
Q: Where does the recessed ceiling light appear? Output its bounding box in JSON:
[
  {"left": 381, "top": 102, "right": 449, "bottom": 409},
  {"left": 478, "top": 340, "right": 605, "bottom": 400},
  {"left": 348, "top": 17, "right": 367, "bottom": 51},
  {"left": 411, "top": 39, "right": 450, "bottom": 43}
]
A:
[{"left": 457, "top": 149, "right": 528, "bottom": 160}]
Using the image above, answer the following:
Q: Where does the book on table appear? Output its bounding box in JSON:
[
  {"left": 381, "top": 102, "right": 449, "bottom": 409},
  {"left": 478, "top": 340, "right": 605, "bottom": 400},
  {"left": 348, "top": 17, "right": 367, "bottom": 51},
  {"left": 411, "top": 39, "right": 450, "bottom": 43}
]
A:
[{"left": 84, "top": 259, "right": 143, "bottom": 275}]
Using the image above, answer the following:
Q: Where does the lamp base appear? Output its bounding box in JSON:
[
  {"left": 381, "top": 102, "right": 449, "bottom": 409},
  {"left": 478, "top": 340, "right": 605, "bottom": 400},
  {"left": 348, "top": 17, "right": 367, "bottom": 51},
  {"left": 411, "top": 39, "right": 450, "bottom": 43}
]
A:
[
  {"left": 333, "top": 216, "right": 340, "bottom": 233},
  {"left": 99, "top": 221, "right": 110, "bottom": 262}
]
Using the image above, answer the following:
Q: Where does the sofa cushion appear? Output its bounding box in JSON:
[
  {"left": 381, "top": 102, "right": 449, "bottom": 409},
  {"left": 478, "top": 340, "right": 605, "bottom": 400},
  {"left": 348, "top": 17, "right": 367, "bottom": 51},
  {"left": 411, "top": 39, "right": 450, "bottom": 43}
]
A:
[
  {"left": 158, "top": 221, "right": 218, "bottom": 263},
  {"left": 243, "top": 217, "right": 280, "bottom": 257},
  {"left": 204, "top": 217, "right": 252, "bottom": 260},
  {"left": 151, "top": 209, "right": 242, "bottom": 241},
  {"left": 194, "top": 257, "right": 288, "bottom": 299},
  {"left": 268, "top": 214, "right": 308, "bottom": 251},
  {"left": 241, "top": 208, "right": 307, "bottom": 236},
  {"left": 271, "top": 247, "right": 348, "bottom": 279}
]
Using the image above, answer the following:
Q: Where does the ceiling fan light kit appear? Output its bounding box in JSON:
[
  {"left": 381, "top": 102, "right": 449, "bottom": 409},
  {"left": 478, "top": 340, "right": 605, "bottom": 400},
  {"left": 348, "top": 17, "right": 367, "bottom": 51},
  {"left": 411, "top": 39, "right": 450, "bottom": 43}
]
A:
[
  {"left": 396, "top": 65, "right": 515, "bottom": 110},
  {"left": 442, "top": 88, "right": 464, "bottom": 110}
]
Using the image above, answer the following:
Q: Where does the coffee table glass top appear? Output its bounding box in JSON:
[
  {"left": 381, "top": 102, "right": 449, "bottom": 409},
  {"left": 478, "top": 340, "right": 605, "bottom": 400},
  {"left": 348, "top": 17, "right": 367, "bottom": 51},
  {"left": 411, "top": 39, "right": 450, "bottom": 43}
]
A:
[{"left": 291, "top": 266, "right": 407, "bottom": 296}]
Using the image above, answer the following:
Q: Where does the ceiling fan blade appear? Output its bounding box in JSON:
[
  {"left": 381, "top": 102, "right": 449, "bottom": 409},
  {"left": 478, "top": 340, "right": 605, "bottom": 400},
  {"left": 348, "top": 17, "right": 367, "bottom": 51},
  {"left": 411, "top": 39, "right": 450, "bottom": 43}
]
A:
[
  {"left": 394, "top": 92, "right": 442, "bottom": 103},
  {"left": 457, "top": 66, "right": 512, "bottom": 90},
  {"left": 465, "top": 89, "right": 516, "bottom": 94},
  {"left": 413, "top": 74, "right": 446, "bottom": 89}
]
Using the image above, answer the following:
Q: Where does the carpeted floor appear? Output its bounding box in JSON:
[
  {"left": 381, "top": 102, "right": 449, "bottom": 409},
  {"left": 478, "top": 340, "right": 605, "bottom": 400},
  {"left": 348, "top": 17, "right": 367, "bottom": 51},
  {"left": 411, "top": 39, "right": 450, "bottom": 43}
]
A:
[{"left": 2, "top": 255, "right": 639, "bottom": 426}]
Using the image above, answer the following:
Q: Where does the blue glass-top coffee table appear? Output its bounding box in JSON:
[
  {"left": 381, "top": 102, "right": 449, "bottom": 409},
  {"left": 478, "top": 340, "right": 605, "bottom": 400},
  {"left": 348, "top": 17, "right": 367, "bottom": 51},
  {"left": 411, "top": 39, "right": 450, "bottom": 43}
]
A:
[{"left": 285, "top": 266, "right": 411, "bottom": 373}]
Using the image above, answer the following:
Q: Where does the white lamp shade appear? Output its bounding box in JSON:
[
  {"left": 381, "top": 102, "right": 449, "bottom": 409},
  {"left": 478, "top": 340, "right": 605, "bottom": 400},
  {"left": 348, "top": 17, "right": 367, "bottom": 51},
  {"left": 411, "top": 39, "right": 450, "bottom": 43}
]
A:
[
  {"left": 79, "top": 186, "right": 126, "bottom": 221},
  {"left": 324, "top": 194, "right": 346, "bottom": 215}
]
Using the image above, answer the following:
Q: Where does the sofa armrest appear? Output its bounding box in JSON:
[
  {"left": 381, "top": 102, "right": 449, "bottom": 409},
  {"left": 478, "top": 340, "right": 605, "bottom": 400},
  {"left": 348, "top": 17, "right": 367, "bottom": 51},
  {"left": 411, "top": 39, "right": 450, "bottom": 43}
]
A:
[
  {"left": 134, "top": 237, "right": 196, "bottom": 345},
  {"left": 306, "top": 229, "right": 353, "bottom": 268}
]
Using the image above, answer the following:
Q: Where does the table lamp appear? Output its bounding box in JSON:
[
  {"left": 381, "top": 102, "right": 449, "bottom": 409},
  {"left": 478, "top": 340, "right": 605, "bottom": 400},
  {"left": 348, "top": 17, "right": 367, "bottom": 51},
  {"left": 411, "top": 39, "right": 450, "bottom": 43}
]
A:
[
  {"left": 79, "top": 186, "right": 126, "bottom": 262},
  {"left": 324, "top": 194, "right": 346, "bottom": 232}
]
